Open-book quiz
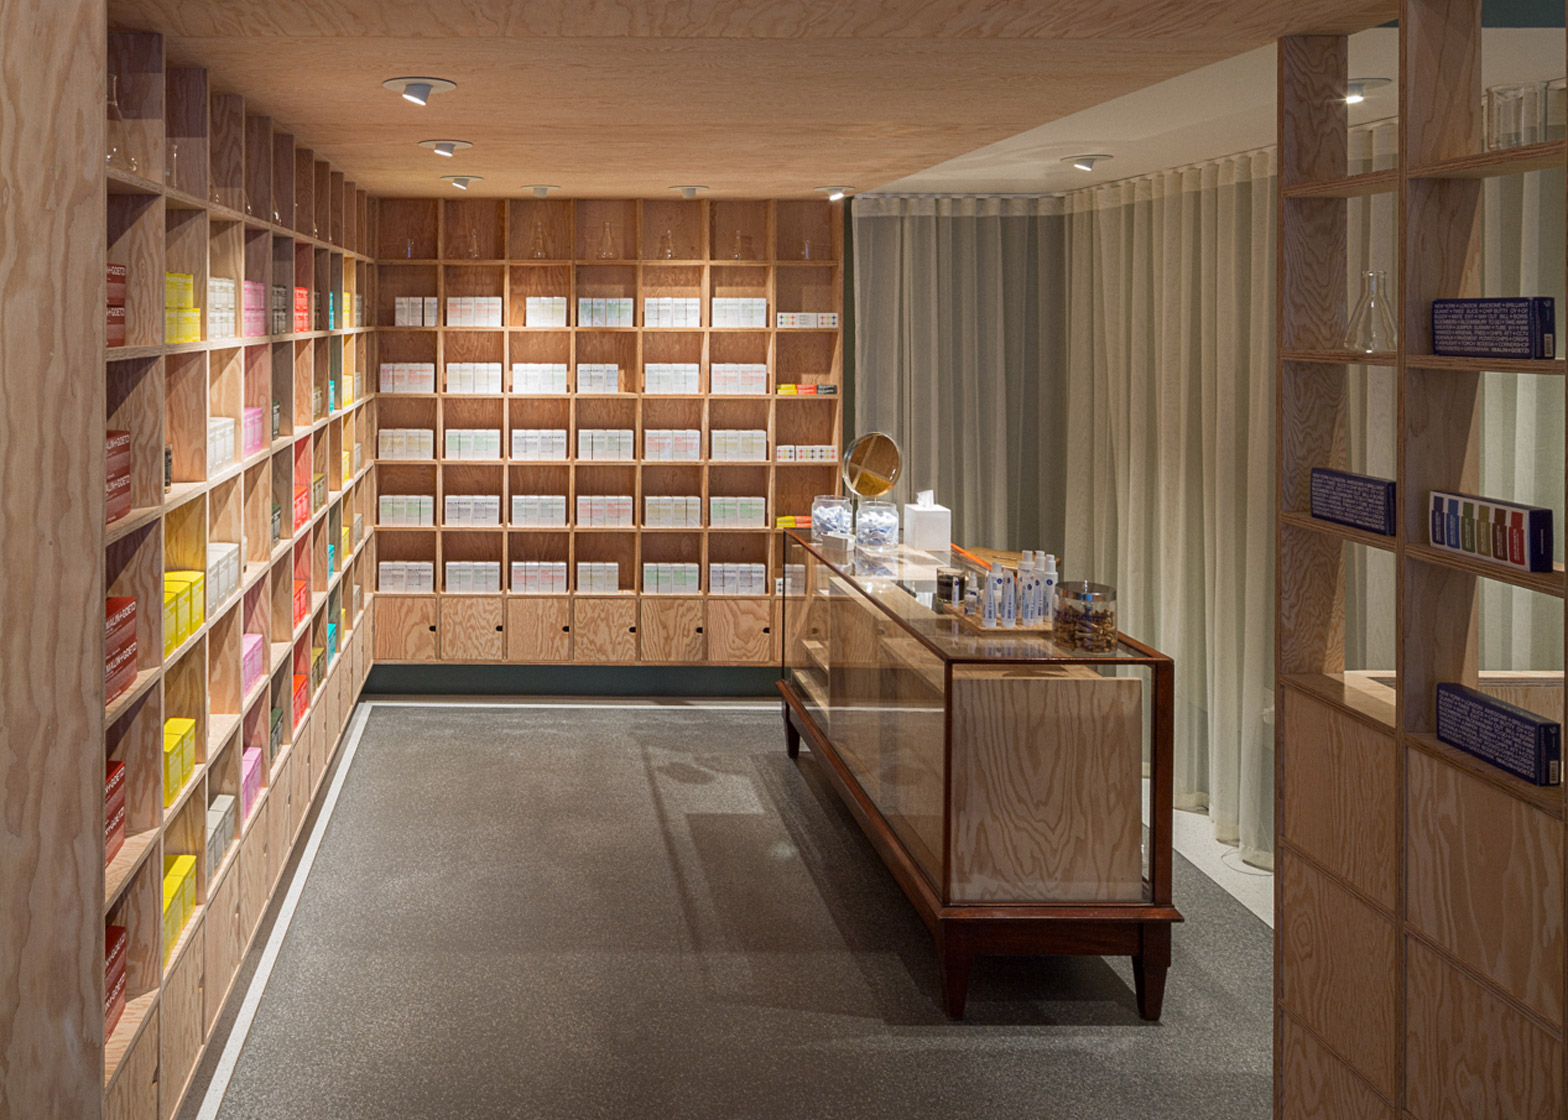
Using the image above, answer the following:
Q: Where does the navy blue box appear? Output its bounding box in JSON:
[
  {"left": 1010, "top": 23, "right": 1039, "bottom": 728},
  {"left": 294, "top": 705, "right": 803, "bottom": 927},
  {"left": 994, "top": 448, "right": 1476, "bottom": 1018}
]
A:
[
  {"left": 1432, "top": 297, "right": 1555, "bottom": 360},
  {"left": 1436, "top": 682, "right": 1562, "bottom": 786},
  {"left": 1309, "top": 468, "right": 1396, "bottom": 536}
]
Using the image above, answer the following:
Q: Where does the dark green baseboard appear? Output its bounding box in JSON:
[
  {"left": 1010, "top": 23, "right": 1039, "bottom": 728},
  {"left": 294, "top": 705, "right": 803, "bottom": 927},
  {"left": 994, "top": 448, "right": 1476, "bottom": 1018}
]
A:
[{"left": 366, "top": 663, "right": 781, "bottom": 698}]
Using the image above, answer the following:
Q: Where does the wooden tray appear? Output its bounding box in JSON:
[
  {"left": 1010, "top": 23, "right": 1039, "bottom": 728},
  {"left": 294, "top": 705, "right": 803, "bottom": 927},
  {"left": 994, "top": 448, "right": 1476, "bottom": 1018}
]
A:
[{"left": 939, "top": 602, "right": 1053, "bottom": 636}]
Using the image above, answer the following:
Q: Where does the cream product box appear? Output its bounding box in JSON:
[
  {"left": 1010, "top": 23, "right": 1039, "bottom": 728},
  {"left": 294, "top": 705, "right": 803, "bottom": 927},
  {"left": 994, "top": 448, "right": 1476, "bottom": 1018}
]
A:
[
  {"left": 643, "top": 297, "right": 701, "bottom": 328},
  {"left": 524, "top": 296, "right": 568, "bottom": 327},
  {"left": 511, "top": 495, "right": 567, "bottom": 526},
  {"left": 445, "top": 362, "right": 503, "bottom": 394},
  {"left": 379, "top": 561, "right": 434, "bottom": 593},
  {"left": 207, "top": 417, "right": 237, "bottom": 473},
  {"left": 379, "top": 363, "right": 436, "bottom": 393},
  {"left": 576, "top": 364, "right": 620, "bottom": 393},
  {"left": 445, "top": 495, "right": 501, "bottom": 526},
  {"left": 444, "top": 561, "right": 502, "bottom": 592},
  {"left": 510, "top": 561, "right": 568, "bottom": 593},
  {"left": 903, "top": 491, "right": 952, "bottom": 552},
  {"left": 643, "top": 363, "right": 701, "bottom": 394},
  {"left": 575, "top": 562, "right": 620, "bottom": 593},
  {"left": 446, "top": 296, "right": 503, "bottom": 327},
  {"left": 379, "top": 495, "right": 435, "bottom": 527},
  {"left": 712, "top": 297, "right": 768, "bottom": 328},
  {"left": 511, "top": 429, "right": 568, "bottom": 460},
  {"left": 377, "top": 429, "right": 436, "bottom": 460},
  {"left": 512, "top": 362, "right": 569, "bottom": 393}
]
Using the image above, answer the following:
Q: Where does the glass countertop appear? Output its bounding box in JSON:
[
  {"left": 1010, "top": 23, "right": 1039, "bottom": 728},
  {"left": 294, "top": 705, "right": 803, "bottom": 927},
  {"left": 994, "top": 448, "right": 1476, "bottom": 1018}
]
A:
[{"left": 784, "top": 529, "right": 1167, "bottom": 666}]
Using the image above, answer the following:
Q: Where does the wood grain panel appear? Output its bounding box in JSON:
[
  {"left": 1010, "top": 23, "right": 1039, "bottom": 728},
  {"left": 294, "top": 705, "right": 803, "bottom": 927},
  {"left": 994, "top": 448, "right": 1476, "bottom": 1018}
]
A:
[
  {"left": 1279, "top": 1013, "right": 1395, "bottom": 1120},
  {"left": 203, "top": 862, "right": 242, "bottom": 1033},
  {"left": 1475, "top": 671, "right": 1564, "bottom": 725},
  {"left": 372, "top": 595, "right": 437, "bottom": 661},
  {"left": 1280, "top": 690, "right": 1398, "bottom": 908},
  {"left": 1401, "top": 0, "right": 1481, "bottom": 167},
  {"left": 158, "top": 920, "right": 203, "bottom": 1120},
  {"left": 951, "top": 671, "right": 1143, "bottom": 902},
  {"left": 1401, "top": 560, "right": 1477, "bottom": 735},
  {"left": 0, "top": 2, "right": 108, "bottom": 1115},
  {"left": 1403, "top": 178, "right": 1483, "bottom": 355},
  {"left": 438, "top": 596, "right": 504, "bottom": 661},
  {"left": 571, "top": 597, "right": 637, "bottom": 662},
  {"left": 1279, "top": 361, "right": 1348, "bottom": 514},
  {"left": 1278, "top": 850, "right": 1399, "bottom": 1096},
  {"left": 242, "top": 113, "right": 270, "bottom": 220},
  {"left": 506, "top": 597, "right": 572, "bottom": 661},
  {"left": 1278, "top": 35, "right": 1347, "bottom": 188},
  {"left": 707, "top": 596, "right": 776, "bottom": 663},
  {"left": 208, "top": 92, "right": 244, "bottom": 212},
  {"left": 1278, "top": 520, "right": 1346, "bottom": 676},
  {"left": 266, "top": 753, "right": 292, "bottom": 889},
  {"left": 1406, "top": 937, "right": 1562, "bottom": 1120},
  {"left": 103, "top": 1008, "right": 157, "bottom": 1120},
  {"left": 107, "top": 194, "right": 165, "bottom": 349},
  {"left": 1407, "top": 749, "right": 1564, "bottom": 1025},
  {"left": 637, "top": 597, "right": 705, "bottom": 662},
  {"left": 237, "top": 801, "right": 270, "bottom": 941},
  {"left": 1280, "top": 198, "right": 1348, "bottom": 353}
]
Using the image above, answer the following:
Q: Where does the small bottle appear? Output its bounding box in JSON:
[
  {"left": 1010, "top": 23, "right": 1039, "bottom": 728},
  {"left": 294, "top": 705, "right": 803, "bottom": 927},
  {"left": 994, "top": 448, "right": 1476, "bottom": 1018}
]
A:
[
  {"left": 1042, "top": 554, "right": 1059, "bottom": 622},
  {"left": 999, "top": 567, "right": 1016, "bottom": 629},
  {"left": 1017, "top": 554, "right": 1036, "bottom": 627},
  {"left": 983, "top": 563, "right": 1001, "bottom": 628},
  {"left": 163, "top": 444, "right": 173, "bottom": 493}
]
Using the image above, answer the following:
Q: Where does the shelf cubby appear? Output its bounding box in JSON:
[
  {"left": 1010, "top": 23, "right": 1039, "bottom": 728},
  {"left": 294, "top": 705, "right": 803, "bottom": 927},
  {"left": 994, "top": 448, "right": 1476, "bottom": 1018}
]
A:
[
  {"left": 107, "top": 191, "right": 166, "bottom": 348},
  {"left": 574, "top": 200, "right": 638, "bottom": 261},
  {"left": 710, "top": 201, "right": 768, "bottom": 261},
  {"left": 242, "top": 114, "right": 271, "bottom": 221},
  {"left": 207, "top": 93, "right": 243, "bottom": 212},
  {"left": 640, "top": 199, "right": 705, "bottom": 260},
  {"left": 572, "top": 531, "right": 637, "bottom": 590},
  {"left": 292, "top": 147, "right": 315, "bottom": 238},
  {"left": 163, "top": 66, "right": 209, "bottom": 201},
  {"left": 378, "top": 198, "right": 439, "bottom": 261},
  {"left": 165, "top": 352, "right": 208, "bottom": 486},
  {"left": 774, "top": 200, "right": 839, "bottom": 262},
  {"left": 108, "top": 31, "right": 166, "bottom": 183},
  {"left": 107, "top": 355, "right": 167, "bottom": 514},
  {"left": 441, "top": 199, "right": 506, "bottom": 261}
]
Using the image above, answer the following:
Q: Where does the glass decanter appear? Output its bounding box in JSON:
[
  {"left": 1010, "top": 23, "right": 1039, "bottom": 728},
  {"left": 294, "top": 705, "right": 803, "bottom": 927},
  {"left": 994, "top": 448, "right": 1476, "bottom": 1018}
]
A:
[
  {"left": 529, "top": 218, "right": 549, "bottom": 259},
  {"left": 1343, "top": 270, "right": 1397, "bottom": 353},
  {"left": 596, "top": 221, "right": 617, "bottom": 259},
  {"left": 106, "top": 75, "right": 138, "bottom": 175}
]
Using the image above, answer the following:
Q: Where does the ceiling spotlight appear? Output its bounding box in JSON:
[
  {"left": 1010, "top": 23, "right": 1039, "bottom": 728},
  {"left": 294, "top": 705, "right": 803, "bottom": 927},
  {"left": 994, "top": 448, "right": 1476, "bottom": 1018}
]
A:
[
  {"left": 442, "top": 175, "right": 482, "bottom": 190},
  {"left": 419, "top": 139, "right": 473, "bottom": 158},
  {"left": 670, "top": 185, "right": 708, "bottom": 200},
  {"left": 525, "top": 185, "right": 561, "bottom": 199},
  {"left": 1345, "top": 77, "right": 1391, "bottom": 104},
  {"left": 815, "top": 186, "right": 853, "bottom": 202},
  {"left": 383, "top": 77, "right": 457, "bottom": 106},
  {"left": 1063, "top": 155, "right": 1112, "bottom": 172}
]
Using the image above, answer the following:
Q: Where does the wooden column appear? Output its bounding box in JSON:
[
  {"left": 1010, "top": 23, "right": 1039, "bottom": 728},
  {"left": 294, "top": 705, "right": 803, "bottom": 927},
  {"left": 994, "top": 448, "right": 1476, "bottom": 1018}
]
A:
[{"left": 0, "top": 0, "right": 109, "bottom": 1117}]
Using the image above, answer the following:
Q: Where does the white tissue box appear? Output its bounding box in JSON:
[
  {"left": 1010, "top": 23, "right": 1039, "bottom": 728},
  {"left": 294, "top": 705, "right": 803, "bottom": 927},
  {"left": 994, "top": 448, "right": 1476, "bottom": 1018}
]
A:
[{"left": 903, "top": 501, "right": 952, "bottom": 552}]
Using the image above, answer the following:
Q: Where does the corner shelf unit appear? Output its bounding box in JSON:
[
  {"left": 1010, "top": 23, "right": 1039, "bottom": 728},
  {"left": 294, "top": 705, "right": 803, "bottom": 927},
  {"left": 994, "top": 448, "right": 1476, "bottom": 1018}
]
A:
[
  {"left": 369, "top": 196, "right": 844, "bottom": 666},
  {"left": 1276, "top": 10, "right": 1567, "bottom": 1119},
  {"left": 101, "top": 31, "right": 376, "bottom": 1120}
]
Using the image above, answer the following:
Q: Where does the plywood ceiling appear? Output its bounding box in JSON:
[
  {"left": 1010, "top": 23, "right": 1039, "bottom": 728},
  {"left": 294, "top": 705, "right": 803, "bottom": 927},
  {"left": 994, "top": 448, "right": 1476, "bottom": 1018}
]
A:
[{"left": 109, "top": 0, "right": 1396, "bottom": 198}]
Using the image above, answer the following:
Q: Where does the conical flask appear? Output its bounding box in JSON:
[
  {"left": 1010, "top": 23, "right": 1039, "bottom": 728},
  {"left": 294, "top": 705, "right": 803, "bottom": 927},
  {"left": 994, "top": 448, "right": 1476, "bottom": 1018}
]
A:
[
  {"left": 106, "top": 75, "right": 138, "bottom": 174},
  {"left": 1343, "top": 269, "right": 1397, "bottom": 353}
]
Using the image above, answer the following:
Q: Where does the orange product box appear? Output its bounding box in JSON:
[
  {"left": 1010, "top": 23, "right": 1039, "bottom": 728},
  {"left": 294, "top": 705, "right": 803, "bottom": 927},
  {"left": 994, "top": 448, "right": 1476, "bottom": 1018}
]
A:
[
  {"left": 292, "top": 673, "right": 309, "bottom": 727},
  {"left": 106, "top": 264, "right": 127, "bottom": 307},
  {"left": 293, "top": 485, "right": 311, "bottom": 530},
  {"left": 105, "top": 759, "right": 127, "bottom": 865},
  {"left": 106, "top": 430, "right": 132, "bottom": 524},
  {"left": 293, "top": 579, "right": 309, "bottom": 627},
  {"left": 105, "top": 923, "right": 128, "bottom": 1037}
]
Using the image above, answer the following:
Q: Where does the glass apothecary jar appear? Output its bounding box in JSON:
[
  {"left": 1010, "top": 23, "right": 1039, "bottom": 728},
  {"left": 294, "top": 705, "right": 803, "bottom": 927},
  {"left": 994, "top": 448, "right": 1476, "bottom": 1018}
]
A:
[
  {"left": 811, "top": 495, "right": 853, "bottom": 543},
  {"left": 855, "top": 499, "right": 899, "bottom": 555},
  {"left": 1054, "top": 581, "right": 1118, "bottom": 653}
]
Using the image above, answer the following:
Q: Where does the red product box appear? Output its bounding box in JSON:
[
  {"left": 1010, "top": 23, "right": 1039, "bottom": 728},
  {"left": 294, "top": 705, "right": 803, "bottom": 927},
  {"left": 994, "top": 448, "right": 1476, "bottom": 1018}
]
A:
[
  {"left": 106, "top": 305, "right": 126, "bottom": 348},
  {"left": 292, "top": 674, "right": 309, "bottom": 727},
  {"left": 293, "top": 287, "right": 310, "bottom": 333},
  {"left": 105, "top": 760, "right": 127, "bottom": 865},
  {"left": 106, "top": 644, "right": 138, "bottom": 707},
  {"left": 106, "top": 429, "right": 133, "bottom": 525},
  {"left": 293, "top": 485, "right": 310, "bottom": 530},
  {"left": 105, "top": 923, "right": 128, "bottom": 1037},
  {"left": 106, "top": 264, "right": 127, "bottom": 307},
  {"left": 106, "top": 596, "right": 137, "bottom": 660},
  {"left": 293, "top": 580, "right": 308, "bottom": 627}
]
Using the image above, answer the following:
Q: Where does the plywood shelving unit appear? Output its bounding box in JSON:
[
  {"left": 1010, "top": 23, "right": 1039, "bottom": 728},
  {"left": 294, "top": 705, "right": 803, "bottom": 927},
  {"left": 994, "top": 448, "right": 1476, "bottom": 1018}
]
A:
[
  {"left": 370, "top": 196, "right": 844, "bottom": 666},
  {"left": 101, "top": 31, "right": 376, "bottom": 1120},
  {"left": 1276, "top": 7, "right": 1567, "bottom": 1117}
]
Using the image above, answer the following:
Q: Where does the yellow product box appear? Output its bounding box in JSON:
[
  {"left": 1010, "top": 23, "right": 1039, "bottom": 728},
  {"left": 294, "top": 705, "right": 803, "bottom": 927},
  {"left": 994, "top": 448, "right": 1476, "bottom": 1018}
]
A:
[
  {"left": 163, "top": 584, "right": 182, "bottom": 656},
  {"left": 162, "top": 869, "right": 181, "bottom": 958},
  {"left": 164, "top": 574, "right": 194, "bottom": 648},
  {"left": 776, "top": 515, "right": 798, "bottom": 528},
  {"left": 164, "top": 307, "right": 180, "bottom": 345},
  {"left": 163, "top": 717, "right": 196, "bottom": 802},
  {"left": 167, "top": 570, "right": 205, "bottom": 631},
  {"left": 179, "top": 307, "right": 202, "bottom": 343}
]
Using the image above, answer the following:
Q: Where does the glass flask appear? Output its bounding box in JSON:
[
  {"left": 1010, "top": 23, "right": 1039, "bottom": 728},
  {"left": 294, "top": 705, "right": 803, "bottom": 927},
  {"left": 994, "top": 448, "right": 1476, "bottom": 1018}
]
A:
[
  {"left": 1343, "top": 270, "right": 1397, "bottom": 354},
  {"left": 597, "top": 221, "right": 617, "bottom": 259},
  {"left": 658, "top": 228, "right": 675, "bottom": 259},
  {"left": 468, "top": 227, "right": 481, "bottom": 259},
  {"left": 530, "top": 219, "right": 549, "bottom": 259},
  {"left": 106, "top": 75, "right": 138, "bottom": 175}
]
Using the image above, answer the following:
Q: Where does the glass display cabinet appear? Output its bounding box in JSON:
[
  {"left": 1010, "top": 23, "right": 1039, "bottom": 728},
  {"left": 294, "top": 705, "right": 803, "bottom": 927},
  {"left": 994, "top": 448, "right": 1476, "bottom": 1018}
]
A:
[{"left": 778, "top": 530, "right": 1180, "bottom": 1018}]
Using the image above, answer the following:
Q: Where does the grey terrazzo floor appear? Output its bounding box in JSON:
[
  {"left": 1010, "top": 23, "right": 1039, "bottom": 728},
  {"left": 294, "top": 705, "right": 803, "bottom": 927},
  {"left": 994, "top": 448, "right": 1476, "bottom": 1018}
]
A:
[{"left": 189, "top": 703, "right": 1272, "bottom": 1120}]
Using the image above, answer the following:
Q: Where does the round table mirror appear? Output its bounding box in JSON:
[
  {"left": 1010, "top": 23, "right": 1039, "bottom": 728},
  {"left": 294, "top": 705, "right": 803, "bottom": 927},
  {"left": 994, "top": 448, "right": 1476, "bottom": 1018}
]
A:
[{"left": 841, "top": 432, "right": 902, "bottom": 498}]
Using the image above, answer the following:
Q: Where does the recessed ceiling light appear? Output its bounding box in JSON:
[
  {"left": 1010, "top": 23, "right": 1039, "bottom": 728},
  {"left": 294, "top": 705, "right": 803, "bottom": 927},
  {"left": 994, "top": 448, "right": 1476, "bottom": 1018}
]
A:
[
  {"left": 815, "top": 186, "right": 853, "bottom": 202},
  {"left": 525, "top": 185, "right": 561, "bottom": 199},
  {"left": 442, "top": 175, "right": 482, "bottom": 190},
  {"left": 669, "top": 185, "right": 709, "bottom": 200},
  {"left": 419, "top": 139, "right": 473, "bottom": 158},
  {"left": 1062, "top": 154, "right": 1112, "bottom": 172},
  {"left": 1345, "top": 77, "right": 1391, "bottom": 104},
  {"left": 383, "top": 77, "right": 457, "bottom": 106}
]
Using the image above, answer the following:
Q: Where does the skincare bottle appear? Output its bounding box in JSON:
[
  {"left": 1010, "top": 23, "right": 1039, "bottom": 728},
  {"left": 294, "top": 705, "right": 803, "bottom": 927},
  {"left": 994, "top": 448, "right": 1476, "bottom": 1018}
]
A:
[
  {"left": 1461, "top": 501, "right": 1475, "bottom": 553},
  {"left": 1476, "top": 505, "right": 1492, "bottom": 558},
  {"left": 1446, "top": 499, "right": 1460, "bottom": 548},
  {"left": 999, "top": 566, "right": 1016, "bottom": 628},
  {"left": 983, "top": 563, "right": 1001, "bottom": 628},
  {"left": 1510, "top": 511, "right": 1526, "bottom": 565},
  {"left": 1042, "top": 554, "right": 1059, "bottom": 621},
  {"left": 1018, "top": 555, "right": 1036, "bottom": 626},
  {"left": 1430, "top": 495, "right": 1445, "bottom": 545}
]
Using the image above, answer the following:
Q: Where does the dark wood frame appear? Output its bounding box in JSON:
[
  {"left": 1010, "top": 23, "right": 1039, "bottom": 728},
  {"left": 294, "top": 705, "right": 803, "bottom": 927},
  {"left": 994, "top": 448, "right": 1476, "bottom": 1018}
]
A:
[{"left": 776, "top": 531, "right": 1180, "bottom": 1019}]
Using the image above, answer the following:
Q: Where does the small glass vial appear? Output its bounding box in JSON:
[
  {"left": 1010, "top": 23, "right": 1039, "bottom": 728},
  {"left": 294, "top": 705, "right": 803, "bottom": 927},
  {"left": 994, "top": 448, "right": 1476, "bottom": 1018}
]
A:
[
  {"left": 597, "top": 221, "right": 617, "bottom": 259},
  {"left": 658, "top": 228, "right": 675, "bottom": 259},
  {"left": 468, "top": 228, "right": 482, "bottom": 259},
  {"left": 530, "top": 219, "right": 549, "bottom": 259},
  {"left": 811, "top": 494, "right": 853, "bottom": 543},
  {"left": 1054, "top": 581, "right": 1118, "bottom": 653},
  {"left": 855, "top": 499, "right": 899, "bottom": 555}
]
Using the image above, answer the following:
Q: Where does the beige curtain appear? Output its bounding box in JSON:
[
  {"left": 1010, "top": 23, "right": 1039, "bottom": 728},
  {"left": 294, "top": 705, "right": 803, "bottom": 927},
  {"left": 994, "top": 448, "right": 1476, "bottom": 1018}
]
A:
[
  {"left": 851, "top": 195, "right": 1067, "bottom": 550},
  {"left": 1062, "top": 152, "right": 1278, "bottom": 867}
]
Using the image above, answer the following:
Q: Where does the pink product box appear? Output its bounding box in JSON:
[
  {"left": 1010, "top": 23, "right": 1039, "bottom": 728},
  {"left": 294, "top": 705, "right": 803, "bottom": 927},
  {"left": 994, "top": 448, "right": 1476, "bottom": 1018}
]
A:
[
  {"left": 242, "top": 281, "right": 266, "bottom": 337},
  {"left": 241, "top": 633, "right": 265, "bottom": 694},
  {"left": 241, "top": 747, "right": 263, "bottom": 819},
  {"left": 242, "top": 407, "right": 265, "bottom": 455}
]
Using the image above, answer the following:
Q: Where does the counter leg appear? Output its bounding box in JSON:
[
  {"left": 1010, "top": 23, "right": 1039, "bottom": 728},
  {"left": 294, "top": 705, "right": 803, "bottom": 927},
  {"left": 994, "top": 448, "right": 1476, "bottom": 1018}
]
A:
[
  {"left": 936, "top": 923, "right": 973, "bottom": 1019},
  {"left": 1133, "top": 922, "right": 1171, "bottom": 1021},
  {"left": 783, "top": 702, "right": 801, "bottom": 758}
]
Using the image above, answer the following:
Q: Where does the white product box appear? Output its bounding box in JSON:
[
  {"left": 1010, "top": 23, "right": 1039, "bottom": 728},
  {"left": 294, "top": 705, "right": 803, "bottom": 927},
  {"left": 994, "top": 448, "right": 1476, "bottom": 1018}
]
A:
[
  {"left": 575, "top": 364, "right": 620, "bottom": 393},
  {"left": 512, "top": 429, "right": 568, "bottom": 460},
  {"left": 903, "top": 493, "right": 952, "bottom": 552},
  {"left": 379, "top": 561, "right": 435, "bottom": 593},
  {"left": 378, "top": 429, "right": 436, "bottom": 460},
  {"left": 511, "top": 362, "right": 570, "bottom": 393},
  {"left": 524, "top": 296, "right": 569, "bottom": 328},
  {"left": 379, "top": 494, "right": 435, "bottom": 527}
]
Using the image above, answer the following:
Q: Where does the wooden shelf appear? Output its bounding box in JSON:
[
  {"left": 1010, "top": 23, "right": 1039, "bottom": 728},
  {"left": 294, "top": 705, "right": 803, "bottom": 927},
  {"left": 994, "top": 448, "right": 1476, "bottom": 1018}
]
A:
[
  {"left": 103, "top": 990, "right": 158, "bottom": 1089},
  {"left": 1281, "top": 169, "right": 1399, "bottom": 198},
  {"left": 1280, "top": 672, "right": 1398, "bottom": 732},
  {"left": 1409, "top": 139, "right": 1566, "bottom": 180},
  {"left": 163, "top": 761, "right": 206, "bottom": 823},
  {"left": 1405, "top": 731, "right": 1564, "bottom": 819},
  {"left": 1280, "top": 347, "right": 1398, "bottom": 366},
  {"left": 103, "top": 829, "right": 158, "bottom": 912},
  {"left": 106, "top": 668, "right": 160, "bottom": 724},
  {"left": 1405, "top": 353, "right": 1567, "bottom": 375},
  {"left": 1278, "top": 509, "right": 1396, "bottom": 552},
  {"left": 1405, "top": 541, "right": 1565, "bottom": 599}
]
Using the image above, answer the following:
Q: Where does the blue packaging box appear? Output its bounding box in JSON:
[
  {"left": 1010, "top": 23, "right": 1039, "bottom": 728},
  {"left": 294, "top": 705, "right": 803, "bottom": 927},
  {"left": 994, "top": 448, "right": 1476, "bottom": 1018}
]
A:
[{"left": 1432, "top": 297, "right": 1555, "bottom": 360}]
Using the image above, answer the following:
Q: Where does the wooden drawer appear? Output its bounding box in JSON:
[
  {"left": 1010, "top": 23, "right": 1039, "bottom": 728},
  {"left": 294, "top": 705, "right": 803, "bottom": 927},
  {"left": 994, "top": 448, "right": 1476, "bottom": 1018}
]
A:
[
  {"left": 639, "top": 597, "right": 705, "bottom": 662},
  {"left": 572, "top": 597, "right": 637, "bottom": 662},
  {"left": 707, "top": 597, "right": 777, "bottom": 663},
  {"left": 236, "top": 805, "right": 270, "bottom": 969},
  {"left": 104, "top": 1007, "right": 158, "bottom": 1120},
  {"left": 266, "top": 752, "right": 292, "bottom": 890},
  {"left": 160, "top": 920, "right": 204, "bottom": 1120},
  {"left": 440, "top": 595, "right": 505, "bottom": 660},
  {"left": 372, "top": 595, "right": 437, "bottom": 661},
  {"left": 506, "top": 597, "right": 572, "bottom": 661},
  {"left": 204, "top": 862, "right": 243, "bottom": 1033}
]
